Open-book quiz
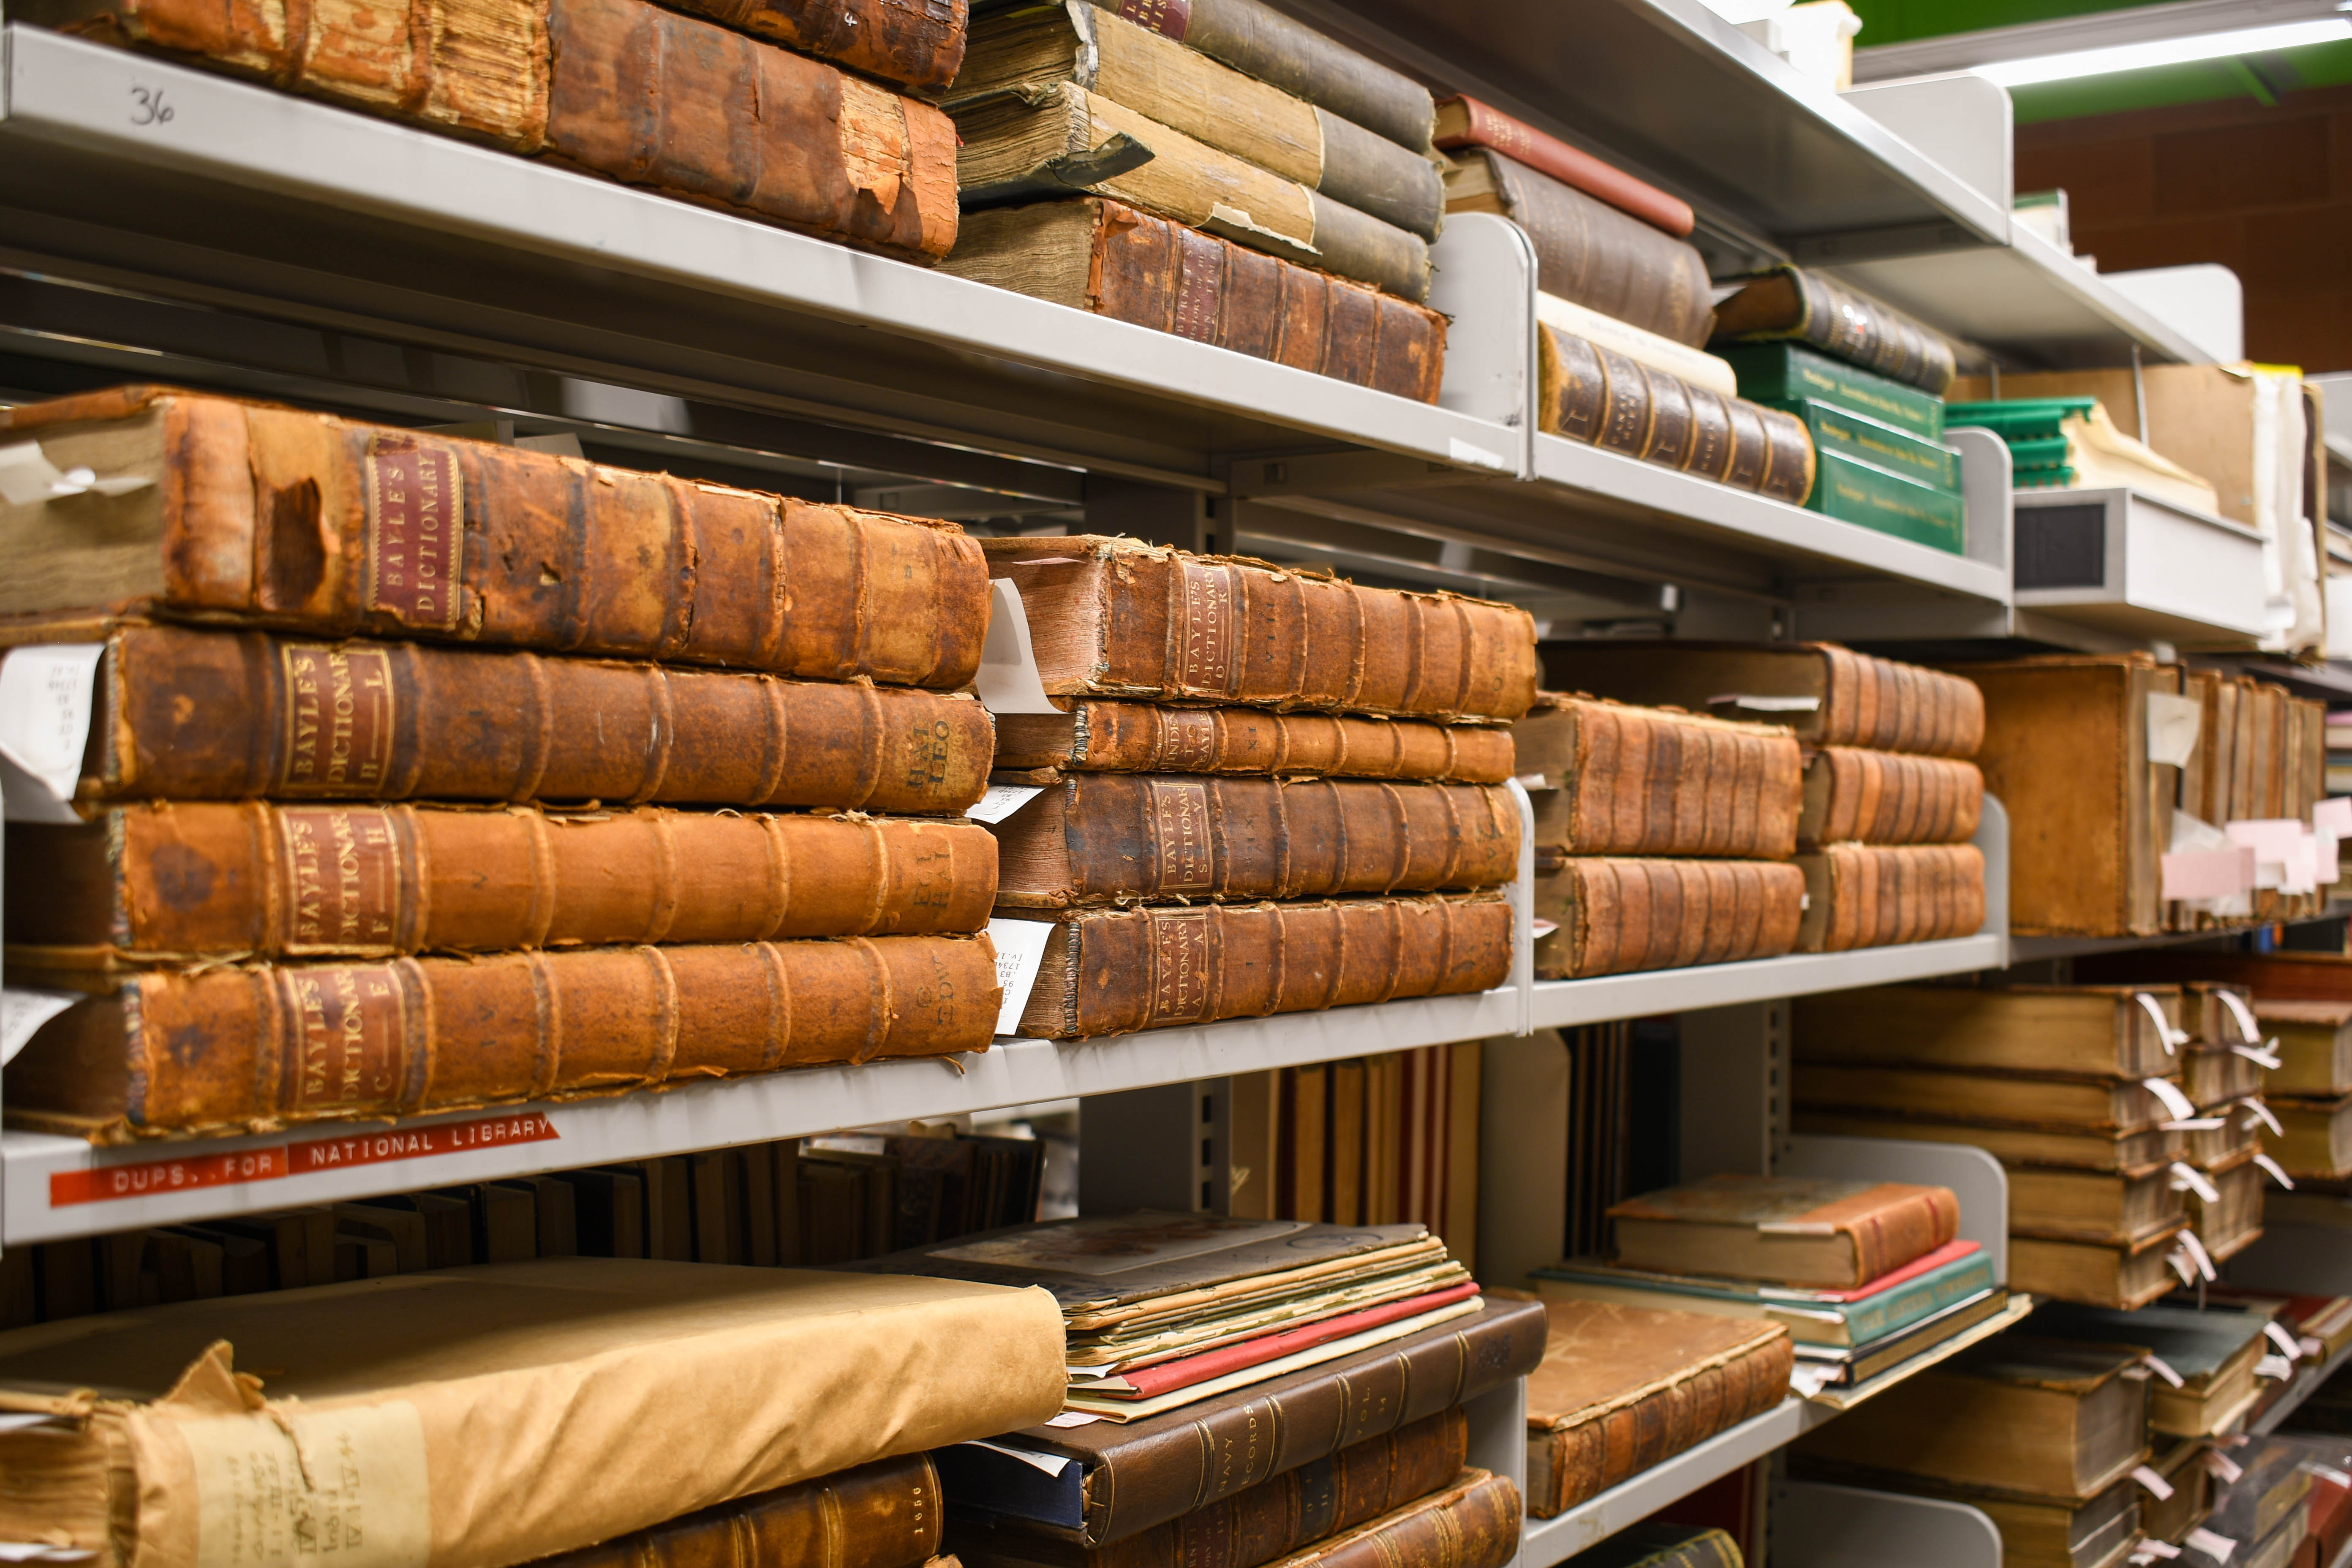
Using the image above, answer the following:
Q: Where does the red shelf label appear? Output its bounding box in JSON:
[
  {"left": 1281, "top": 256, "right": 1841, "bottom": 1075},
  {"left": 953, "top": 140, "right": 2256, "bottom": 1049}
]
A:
[
  {"left": 49, "top": 1112, "right": 560, "bottom": 1207},
  {"left": 291, "top": 1113, "right": 557, "bottom": 1172}
]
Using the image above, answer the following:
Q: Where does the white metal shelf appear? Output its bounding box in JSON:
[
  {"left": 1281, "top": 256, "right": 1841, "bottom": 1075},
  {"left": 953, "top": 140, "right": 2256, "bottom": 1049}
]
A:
[{"left": 2252, "top": 1337, "right": 2352, "bottom": 1435}]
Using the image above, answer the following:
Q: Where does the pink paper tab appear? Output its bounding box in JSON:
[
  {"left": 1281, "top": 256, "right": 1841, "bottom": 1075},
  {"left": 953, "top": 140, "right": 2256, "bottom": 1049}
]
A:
[
  {"left": 2317, "top": 796, "right": 2352, "bottom": 837},
  {"left": 2162, "top": 847, "right": 2257, "bottom": 900}
]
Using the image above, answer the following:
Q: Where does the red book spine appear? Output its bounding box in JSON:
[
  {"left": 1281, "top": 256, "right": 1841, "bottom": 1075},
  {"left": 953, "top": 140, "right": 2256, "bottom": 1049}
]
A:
[
  {"left": 1436, "top": 95, "right": 1696, "bottom": 238},
  {"left": 1108, "top": 1282, "right": 1484, "bottom": 1399}
]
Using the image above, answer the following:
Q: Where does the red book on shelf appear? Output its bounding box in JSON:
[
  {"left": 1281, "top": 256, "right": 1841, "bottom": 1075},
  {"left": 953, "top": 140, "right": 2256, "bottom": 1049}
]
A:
[
  {"left": 1803, "top": 1239, "right": 1984, "bottom": 1304},
  {"left": 1078, "top": 1282, "right": 1485, "bottom": 1400},
  {"left": 1434, "top": 95, "right": 1696, "bottom": 237}
]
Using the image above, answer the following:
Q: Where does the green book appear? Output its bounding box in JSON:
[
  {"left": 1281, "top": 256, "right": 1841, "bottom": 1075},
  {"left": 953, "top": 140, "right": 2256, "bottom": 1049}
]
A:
[
  {"left": 1716, "top": 341, "right": 1944, "bottom": 440},
  {"left": 1810, "top": 448, "right": 1965, "bottom": 554},
  {"left": 1764, "top": 397, "right": 1960, "bottom": 492},
  {"left": 1532, "top": 1239, "right": 1995, "bottom": 1347}
]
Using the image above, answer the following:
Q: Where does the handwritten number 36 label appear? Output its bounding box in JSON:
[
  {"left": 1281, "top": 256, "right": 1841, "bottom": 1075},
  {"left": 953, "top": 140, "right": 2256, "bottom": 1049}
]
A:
[{"left": 128, "top": 86, "right": 174, "bottom": 126}]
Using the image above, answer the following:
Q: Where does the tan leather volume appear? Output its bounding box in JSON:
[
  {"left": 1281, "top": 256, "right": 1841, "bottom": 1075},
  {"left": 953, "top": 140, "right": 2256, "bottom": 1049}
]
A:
[
  {"left": 0, "top": 389, "right": 988, "bottom": 683},
  {"left": 988, "top": 537, "right": 1539, "bottom": 721},
  {"left": 1538, "top": 327, "right": 1813, "bottom": 504},
  {"left": 1514, "top": 694, "right": 1802, "bottom": 858},
  {"left": 992, "top": 776, "right": 1520, "bottom": 906},
  {"left": 1010, "top": 894, "right": 1510, "bottom": 1038},
  {"left": 1797, "top": 748, "right": 1985, "bottom": 847},
  {"left": 1795, "top": 843, "right": 1986, "bottom": 952},
  {"left": 540, "top": 1455, "right": 940, "bottom": 1568},
  {"left": 1535, "top": 859, "right": 1805, "bottom": 979},
  {"left": 10, "top": 804, "right": 997, "bottom": 968},
  {"left": 652, "top": 0, "right": 965, "bottom": 89},
  {"left": 1251, "top": 1470, "right": 1520, "bottom": 1568},
  {"left": 8, "top": 934, "right": 1000, "bottom": 1140},
  {"left": 949, "top": 1407, "right": 1468, "bottom": 1568},
  {"left": 25, "top": 0, "right": 958, "bottom": 258},
  {"left": 945, "top": 201, "right": 1446, "bottom": 402},
  {"left": 992, "top": 701, "right": 1515, "bottom": 782},
  {"left": 1522, "top": 1299, "right": 1793, "bottom": 1518},
  {"left": 43, "top": 622, "right": 991, "bottom": 814},
  {"left": 1712, "top": 266, "right": 1958, "bottom": 397}
]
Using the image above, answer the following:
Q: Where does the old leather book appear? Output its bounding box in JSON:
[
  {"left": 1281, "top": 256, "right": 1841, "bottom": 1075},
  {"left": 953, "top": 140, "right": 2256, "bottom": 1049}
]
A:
[
  {"left": 2271, "top": 1092, "right": 2352, "bottom": 1179},
  {"left": 1606, "top": 1176, "right": 1960, "bottom": 1289},
  {"left": 2185, "top": 1157, "right": 2263, "bottom": 1263},
  {"left": 1445, "top": 150, "right": 1712, "bottom": 346},
  {"left": 2254, "top": 999, "right": 2352, "bottom": 1097},
  {"left": 1074, "top": 0, "right": 1434, "bottom": 152},
  {"left": 1798, "top": 747, "right": 1984, "bottom": 847},
  {"left": 19, "top": 0, "right": 958, "bottom": 259},
  {"left": 539, "top": 1454, "right": 940, "bottom": 1568},
  {"left": 1541, "top": 642, "right": 1984, "bottom": 759},
  {"left": 1794, "top": 985, "right": 2185, "bottom": 1079},
  {"left": 1521, "top": 1298, "right": 1792, "bottom": 1518},
  {"left": 1002, "top": 893, "right": 1510, "bottom": 1038},
  {"left": 2006, "top": 1166, "right": 2185, "bottom": 1250},
  {"left": 1792, "top": 1064, "right": 2178, "bottom": 1133},
  {"left": 0, "top": 1258, "right": 1064, "bottom": 1568},
  {"left": 1791, "top": 1109, "right": 2181, "bottom": 1174},
  {"left": 1534, "top": 858, "right": 1806, "bottom": 979},
  {"left": 989, "top": 537, "right": 1540, "bottom": 721},
  {"left": 993, "top": 700, "right": 1514, "bottom": 781},
  {"left": 943, "top": 1298, "right": 1546, "bottom": 1546},
  {"left": 28, "top": 622, "right": 992, "bottom": 815},
  {"left": 1559, "top": 1527, "right": 1741, "bottom": 1568},
  {"left": 10, "top": 803, "right": 996, "bottom": 970},
  {"left": 944, "top": 201, "right": 1446, "bottom": 402},
  {"left": 7, "top": 933, "right": 999, "bottom": 1140},
  {"left": 1434, "top": 97, "right": 1693, "bottom": 237},
  {"left": 1538, "top": 327, "right": 1815, "bottom": 503},
  {"left": 2035, "top": 1303, "right": 2270, "bottom": 1439},
  {"left": 1712, "top": 266, "right": 1958, "bottom": 396},
  {"left": 952, "top": 5, "right": 1442, "bottom": 240},
  {"left": 1250, "top": 1470, "right": 1519, "bottom": 1568},
  {"left": 2021, "top": 1235, "right": 2188, "bottom": 1311},
  {"left": 954, "top": 86, "right": 1428, "bottom": 300},
  {"left": 0, "top": 388, "right": 987, "bottom": 682},
  {"left": 945, "top": 1406, "right": 1467, "bottom": 1568},
  {"left": 1514, "top": 693, "right": 1802, "bottom": 858},
  {"left": 657, "top": 0, "right": 966, "bottom": 88},
  {"left": 1794, "top": 842, "right": 1987, "bottom": 952},
  {"left": 991, "top": 775, "right": 1519, "bottom": 906}
]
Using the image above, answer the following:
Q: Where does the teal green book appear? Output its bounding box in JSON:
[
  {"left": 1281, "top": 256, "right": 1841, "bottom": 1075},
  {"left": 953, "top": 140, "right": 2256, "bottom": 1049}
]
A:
[
  {"left": 1531, "top": 1239, "right": 1995, "bottom": 1348},
  {"left": 1810, "top": 449, "right": 1965, "bottom": 553},
  {"left": 1764, "top": 397, "right": 1960, "bottom": 491},
  {"left": 1717, "top": 341, "right": 1943, "bottom": 440}
]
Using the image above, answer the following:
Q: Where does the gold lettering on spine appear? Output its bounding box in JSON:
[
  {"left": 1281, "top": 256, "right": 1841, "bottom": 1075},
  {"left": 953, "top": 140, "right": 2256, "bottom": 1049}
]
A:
[
  {"left": 278, "top": 646, "right": 395, "bottom": 796},
  {"left": 1148, "top": 910, "right": 1213, "bottom": 1023},
  {"left": 1145, "top": 779, "right": 1214, "bottom": 894},
  {"left": 282, "top": 961, "right": 409, "bottom": 1114},
  {"left": 278, "top": 807, "right": 405, "bottom": 954},
  {"left": 1173, "top": 561, "right": 1236, "bottom": 698},
  {"left": 363, "top": 437, "right": 465, "bottom": 629}
]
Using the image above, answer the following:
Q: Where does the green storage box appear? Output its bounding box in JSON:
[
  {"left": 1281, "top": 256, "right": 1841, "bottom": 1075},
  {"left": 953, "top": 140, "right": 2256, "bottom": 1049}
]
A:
[{"left": 1716, "top": 341, "right": 1944, "bottom": 440}]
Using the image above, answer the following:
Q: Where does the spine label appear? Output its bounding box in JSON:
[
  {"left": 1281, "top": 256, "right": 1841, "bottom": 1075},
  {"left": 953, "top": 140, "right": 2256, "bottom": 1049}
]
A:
[
  {"left": 1150, "top": 910, "right": 1215, "bottom": 1022},
  {"left": 364, "top": 437, "right": 465, "bottom": 628},
  {"left": 278, "top": 645, "right": 396, "bottom": 795},
  {"left": 1147, "top": 779, "right": 1215, "bottom": 892},
  {"left": 1173, "top": 561, "right": 1239, "bottom": 698},
  {"left": 280, "top": 962, "right": 410, "bottom": 1113},
  {"left": 1172, "top": 227, "right": 1225, "bottom": 343},
  {"left": 1114, "top": 0, "right": 1191, "bottom": 38},
  {"left": 278, "top": 807, "right": 406, "bottom": 953},
  {"left": 1158, "top": 708, "right": 1219, "bottom": 770}
]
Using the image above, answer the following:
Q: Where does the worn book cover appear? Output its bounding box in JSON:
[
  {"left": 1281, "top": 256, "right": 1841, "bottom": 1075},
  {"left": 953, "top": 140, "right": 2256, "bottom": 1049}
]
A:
[
  {"left": 991, "top": 700, "right": 1514, "bottom": 781},
  {"left": 1607, "top": 1175, "right": 1960, "bottom": 1288},
  {"left": 1513, "top": 693, "right": 1802, "bottom": 859}
]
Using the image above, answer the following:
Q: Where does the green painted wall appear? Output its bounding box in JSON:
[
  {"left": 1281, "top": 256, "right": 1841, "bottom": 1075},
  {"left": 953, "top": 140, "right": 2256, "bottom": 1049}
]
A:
[{"left": 1842, "top": 0, "right": 2153, "bottom": 46}]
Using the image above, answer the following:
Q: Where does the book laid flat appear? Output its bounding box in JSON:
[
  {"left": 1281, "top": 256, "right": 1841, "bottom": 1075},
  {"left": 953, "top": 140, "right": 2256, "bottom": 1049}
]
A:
[
  {"left": 1605, "top": 1176, "right": 1960, "bottom": 1290},
  {"left": 542, "top": 1454, "right": 940, "bottom": 1568},
  {"left": 989, "top": 775, "right": 1519, "bottom": 905},
  {"left": 19, "top": 0, "right": 959, "bottom": 259},
  {"left": 1805, "top": 446, "right": 1966, "bottom": 554},
  {"left": 1792, "top": 1064, "right": 2177, "bottom": 1132},
  {"left": 10, "top": 804, "right": 997, "bottom": 968},
  {"left": 1536, "top": 328, "right": 1815, "bottom": 503},
  {"left": 944, "top": 201, "right": 1445, "bottom": 401},
  {"left": 668, "top": 0, "right": 966, "bottom": 87},
  {"left": 992, "top": 701, "right": 1515, "bottom": 781},
  {"left": 1791, "top": 1288, "right": 2013, "bottom": 1387},
  {"left": 0, "top": 1258, "right": 1065, "bottom": 1568},
  {"left": 2004, "top": 1166, "right": 2185, "bottom": 1249},
  {"left": 1710, "top": 266, "right": 1958, "bottom": 396},
  {"left": 946, "top": 1407, "right": 1468, "bottom": 1568},
  {"left": 1790, "top": 1109, "right": 2182, "bottom": 1174},
  {"left": 7, "top": 933, "right": 1000, "bottom": 1140},
  {"left": 988, "top": 538, "right": 1540, "bottom": 721},
  {"left": 0, "top": 388, "right": 989, "bottom": 680},
  {"left": 1557, "top": 1526, "right": 1741, "bottom": 1568},
  {"left": 952, "top": 85, "right": 1429, "bottom": 301},
  {"left": 2007, "top": 1233, "right": 2180, "bottom": 1310},
  {"left": 1795, "top": 843, "right": 1986, "bottom": 952},
  {"left": 1534, "top": 858, "right": 1806, "bottom": 980},
  {"left": 949, "top": 4, "right": 1443, "bottom": 240},
  {"left": 2030, "top": 1302, "right": 2270, "bottom": 1438},
  {"left": 1716, "top": 342, "right": 1944, "bottom": 441},
  {"left": 1432, "top": 97, "right": 1695, "bottom": 237},
  {"left": 1795, "top": 984, "right": 2182, "bottom": 1079},
  {"left": 1537, "top": 290, "right": 1739, "bottom": 397},
  {"left": 1531, "top": 1239, "right": 1995, "bottom": 1347},
  {"left": 1769, "top": 397, "right": 1959, "bottom": 490},
  {"left": 1540, "top": 642, "right": 1984, "bottom": 758},
  {"left": 1250, "top": 1470, "right": 1521, "bottom": 1568},
  {"left": 1443, "top": 150, "right": 1712, "bottom": 347},
  {"left": 1520, "top": 1298, "right": 1792, "bottom": 1518},
  {"left": 24, "top": 622, "right": 993, "bottom": 815},
  {"left": 1002, "top": 895, "right": 1508, "bottom": 1036},
  {"left": 1513, "top": 693, "right": 1802, "bottom": 858},
  {"left": 1797, "top": 747, "right": 1984, "bottom": 847}
]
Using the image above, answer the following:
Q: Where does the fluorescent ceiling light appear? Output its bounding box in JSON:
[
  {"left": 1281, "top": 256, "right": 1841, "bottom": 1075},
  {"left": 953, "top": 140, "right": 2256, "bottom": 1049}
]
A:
[{"left": 1976, "top": 16, "right": 2352, "bottom": 84}]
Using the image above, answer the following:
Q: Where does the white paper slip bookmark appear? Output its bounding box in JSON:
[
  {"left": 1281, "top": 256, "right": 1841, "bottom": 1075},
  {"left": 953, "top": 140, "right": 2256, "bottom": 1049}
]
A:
[
  {"left": 0, "top": 643, "right": 106, "bottom": 823},
  {"left": 2256, "top": 1154, "right": 2296, "bottom": 1189},
  {"left": 975, "top": 579, "right": 1062, "bottom": 716},
  {"left": 2141, "top": 1353, "right": 2185, "bottom": 1388},
  {"left": 2177, "top": 1229, "right": 2216, "bottom": 1282},
  {"left": 2134, "top": 1542, "right": 2180, "bottom": 1562},
  {"left": 2133, "top": 992, "right": 2189, "bottom": 1054},
  {"left": 1043, "top": 1411, "right": 1101, "bottom": 1429},
  {"left": 2319, "top": 797, "right": 2352, "bottom": 838},
  {"left": 2142, "top": 1077, "right": 2197, "bottom": 1122},
  {"left": 2257, "top": 1354, "right": 2295, "bottom": 1381},
  {"left": 0, "top": 1545, "right": 96, "bottom": 1564},
  {"left": 2229, "top": 1043, "right": 2282, "bottom": 1070},
  {"left": 2265, "top": 1322, "right": 2303, "bottom": 1360},
  {"left": 988, "top": 916, "right": 1056, "bottom": 1037},
  {"left": 956, "top": 1440, "right": 1073, "bottom": 1476},
  {"left": 0, "top": 988, "right": 79, "bottom": 1066},
  {"left": 2168, "top": 1164, "right": 2219, "bottom": 1203},
  {"left": 2218, "top": 989, "right": 2262, "bottom": 1045},
  {"left": 1706, "top": 692, "right": 1820, "bottom": 713},
  {"left": 2147, "top": 692, "right": 2202, "bottom": 766},
  {"left": 2131, "top": 1464, "right": 2175, "bottom": 1500},
  {"left": 0, "top": 438, "right": 154, "bottom": 505},
  {"left": 968, "top": 783, "right": 1045, "bottom": 825},
  {"left": 1788, "top": 1364, "right": 1832, "bottom": 1399},
  {"left": 2204, "top": 1450, "right": 2243, "bottom": 1484},
  {"left": 2241, "top": 1098, "right": 2283, "bottom": 1136}
]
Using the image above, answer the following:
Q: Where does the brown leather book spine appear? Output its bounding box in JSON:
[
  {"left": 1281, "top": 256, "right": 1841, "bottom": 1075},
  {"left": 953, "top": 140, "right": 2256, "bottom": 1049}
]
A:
[
  {"left": 996, "top": 702, "right": 1516, "bottom": 782},
  {"left": 13, "top": 803, "right": 997, "bottom": 965},
  {"left": 1815, "top": 649, "right": 1983, "bottom": 759},
  {"left": 1535, "top": 329, "right": 1810, "bottom": 503},
  {"left": 0, "top": 389, "right": 989, "bottom": 682},
  {"left": 1018, "top": 896, "right": 1511, "bottom": 1038},
  {"left": 654, "top": 0, "right": 966, "bottom": 90},
  {"left": 1797, "top": 749, "right": 1984, "bottom": 848},
  {"left": 1540, "top": 859, "right": 1805, "bottom": 979},
  {"left": 1083, "top": 202, "right": 1446, "bottom": 401},
  {"left": 1798, "top": 844, "right": 1984, "bottom": 953},
  {"left": 1481, "top": 150, "right": 1713, "bottom": 346},
  {"left": 78, "top": 624, "right": 993, "bottom": 814},
  {"left": 1002, "top": 776, "right": 1519, "bottom": 905},
  {"left": 1548, "top": 699, "right": 1801, "bottom": 858},
  {"left": 1536, "top": 1333, "right": 1793, "bottom": 1516},
  {"left": 1713, "top": 267, "right": 1957, "bottom": 396},
  {"left": 10, "top": 934, "right": 1001, "bottom": 1138},
  {"left": 539, "top": 1454, "right": 940, "bottom": 1568},
  {"left": 1258, "top": 1470, "right": 1519, "bottom": 1568},
  {"left": 1435, "top": 96, "right": 1694, "bottom": 237}
]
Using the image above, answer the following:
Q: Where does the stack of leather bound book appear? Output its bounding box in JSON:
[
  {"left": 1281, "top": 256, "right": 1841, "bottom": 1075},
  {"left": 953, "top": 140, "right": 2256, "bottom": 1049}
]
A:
[
  {"left": 1542, "top": 641, "right": 1989, "bottom": 952},
  {"left": 0, "top": 386, "right": 1007, "bottom": 1142},
  {"left": 853, "top": 1214, "right": 1546, "bottom": 1568},
  {"left": 1435, "top": 98, "right": 1814, "bottom": 501},
  {"left": 984, "top": 536, "right": 1534, "bottom": 1038},
  {"left": 1713, "top": 265, "right": 1967, "bottom": 553},
  {"left": 941, "top": 0, "right": 1450, "bottom": 400},
  {"left": 11, "top": 0, "right": 963, "bottom": 262}
]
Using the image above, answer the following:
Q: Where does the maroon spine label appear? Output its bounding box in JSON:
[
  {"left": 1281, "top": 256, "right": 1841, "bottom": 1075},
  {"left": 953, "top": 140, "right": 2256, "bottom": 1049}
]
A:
[
  {"left": 1171, "top": 228, "right": 1225, "bottom": 345},
  {"left": 279, "top": 961, "right": 410, "bottom": 1114},
  {"left": 1148, "top": 910, "right": 1214, "bottom": 1023},
  {"left": 365, "top": 436, "right": 464, "bottom": 628},
  {"left": 1145, "top": 779, "right": 1214, "bottom": 894},
  {"left": 1171, "top": 561, "right": 1238, "bottom": 698},
  {"left": 278, "top": 807, "right": 406, "bottom": 954},
  {"left": 1157, "top": 708, "right": 1219, "bottom": 771},
  {"left": 1114, "top": 0, "right": 1190, "bottom": 38},
  {"left": 278, "top": 645, "right": 396, "bottom": 796}
]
